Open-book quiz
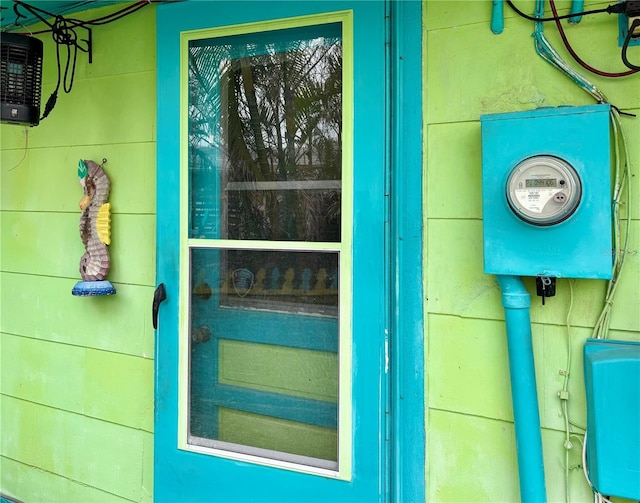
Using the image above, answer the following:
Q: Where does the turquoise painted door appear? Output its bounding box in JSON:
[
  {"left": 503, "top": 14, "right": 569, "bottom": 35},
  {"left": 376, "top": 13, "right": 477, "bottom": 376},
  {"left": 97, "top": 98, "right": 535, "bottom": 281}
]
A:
[{"left": 155, "top": 2, "right": 388, "bottom": 501}]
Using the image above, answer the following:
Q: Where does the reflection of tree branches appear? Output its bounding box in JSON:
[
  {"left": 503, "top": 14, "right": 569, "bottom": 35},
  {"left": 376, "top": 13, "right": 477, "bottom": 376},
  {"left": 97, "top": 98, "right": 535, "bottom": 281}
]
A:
[
  {"left": 300, "top": 189, "right": 341, "bottom": 241},
  {"left": 189, "top": 35, "right": 343, "bottom": 241},
  {"left": 189, "top": 49, "right": 224, "bottom": 150},
  {"left": 237, "top": 57, "right": 271, "bottom": 179}
]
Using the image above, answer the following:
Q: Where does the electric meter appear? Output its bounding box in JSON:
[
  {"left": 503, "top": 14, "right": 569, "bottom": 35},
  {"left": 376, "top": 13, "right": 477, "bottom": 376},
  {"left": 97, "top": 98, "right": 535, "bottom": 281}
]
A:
[
  {"left": 481, "top": 104, "right": 612, "bottom": 279},
  {"left": 506, "top": 155, "right": 582, "bottom": 226}
]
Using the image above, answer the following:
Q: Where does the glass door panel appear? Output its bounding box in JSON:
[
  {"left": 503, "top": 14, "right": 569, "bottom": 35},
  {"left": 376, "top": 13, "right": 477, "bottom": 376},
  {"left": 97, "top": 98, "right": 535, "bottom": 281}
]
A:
[
  {"left": 188, "top": 24, "right": 342, "bottom": 243},
  {"left": 184, "top": 17, "right": 348, "bottom": 474},
  {"left": 189, "top": 247, "right": 339, "bottom": 469}
]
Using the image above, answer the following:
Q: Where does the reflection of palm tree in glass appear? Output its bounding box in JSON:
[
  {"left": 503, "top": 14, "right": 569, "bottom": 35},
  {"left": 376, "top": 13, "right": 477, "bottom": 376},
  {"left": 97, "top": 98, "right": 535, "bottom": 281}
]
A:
[{"left": 189, "top": 33, "right": 342, "bottom": 243}]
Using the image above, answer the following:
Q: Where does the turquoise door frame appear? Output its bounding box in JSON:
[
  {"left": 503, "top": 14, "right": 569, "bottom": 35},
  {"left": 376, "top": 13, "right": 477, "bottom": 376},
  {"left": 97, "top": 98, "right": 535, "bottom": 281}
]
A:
[
  {"left": 154, "top": 1, "right": 424, "bottom": 500},
  {"left": 388, "top": 2, "right": 425, "bottom": 501}
]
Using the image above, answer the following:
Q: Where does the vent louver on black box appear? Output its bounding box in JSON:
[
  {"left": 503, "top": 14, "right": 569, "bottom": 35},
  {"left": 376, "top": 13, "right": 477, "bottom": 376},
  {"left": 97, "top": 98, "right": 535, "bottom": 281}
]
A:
[{"left": 1, "top": 32, "right": 44, "bottom": 126}]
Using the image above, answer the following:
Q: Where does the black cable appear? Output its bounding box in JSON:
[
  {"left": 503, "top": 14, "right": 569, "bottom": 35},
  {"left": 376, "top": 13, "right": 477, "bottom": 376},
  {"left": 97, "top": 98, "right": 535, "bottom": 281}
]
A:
[
  {"left": 549, "top": 0, "right": 638, "bottom": 76},
  {"left": 506, "top": 0, "right": 620, "bottom": 22},
  {"left": 41, "top": 23, "right": 62, "bottom": 121},
  {"left": 42, "top": 15, "right": 79, "bottom": 120},
  {"left": 11, "top": 1, "right": 155, "bottom": 34},
  {"left": 78, "top": 1, "right": 150, "bottom": 26},
  {"left": 621, "top": 18, "right": 640, "bottom": 70},
  {"left": 9, "top": 0, "right": 158, "bottom": 121}
]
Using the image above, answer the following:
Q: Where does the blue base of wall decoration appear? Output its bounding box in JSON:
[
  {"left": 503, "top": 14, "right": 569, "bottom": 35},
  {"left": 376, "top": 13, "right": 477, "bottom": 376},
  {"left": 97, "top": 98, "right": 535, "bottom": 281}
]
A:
[
  {"left": 72, "top": 280, "right": 116, "bottom": 296},
  {"left": 1, "top": 494, "right": 25, "bottom": 503}
]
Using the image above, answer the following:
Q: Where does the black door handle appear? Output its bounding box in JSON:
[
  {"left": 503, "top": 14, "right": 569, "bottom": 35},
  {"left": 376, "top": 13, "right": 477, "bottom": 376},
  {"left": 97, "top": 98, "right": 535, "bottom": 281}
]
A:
[{"left": 152, "top": 283, "right": 167, "bottom": 329}]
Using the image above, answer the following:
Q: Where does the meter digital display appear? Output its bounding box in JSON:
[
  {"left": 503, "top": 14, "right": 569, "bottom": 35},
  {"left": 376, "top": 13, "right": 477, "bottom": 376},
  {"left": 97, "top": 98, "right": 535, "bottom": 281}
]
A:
[
  {"left": 526, "top": 178, "right": 557, "bottom": 188},
  {"left": 506, "top": 155, "right": 582, "bottom": 226}
]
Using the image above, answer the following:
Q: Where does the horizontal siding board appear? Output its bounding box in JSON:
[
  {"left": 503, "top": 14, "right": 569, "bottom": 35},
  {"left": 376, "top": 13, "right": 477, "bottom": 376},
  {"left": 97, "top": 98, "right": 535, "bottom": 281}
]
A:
[
  {"left": 428, "top": 409, "right": 518, "bottom": 502},
  {"left": 85, "top": 6, "right": 156, "bottom": 78},
  {"left": 427, "top": 314, "right": 513, "bottom": 421},
  {"left": 424, "top": 2, "right": 498, "bottom": 31},
  {"left": 108, "top": 213, "right": 156, "bottom": 285},
  {"left": 0, "top": 456, "right": 134, "bottom": 503},
  {"left": 1, "top": 72, "right": 156, "bottom": 150},
  {"left": 426, "top": 18, "right": 556, "bottom": 125},
  {"left": 0, "top": 333, "right": 153, "bottom": 431},
  {"left": 1, "top": 211, "right": 82, "bottom": 278},
  {"left": 1, "top": 211, "right": 155, "bottom": 285},
  {"left": 0, "top": 143, "right": 156, "bottom": 214},
  {"left": 427, "top": 409, "right": 594, "bottom": 502},
  {"left": 22, "top": 71, "right": 156, "bottom": 149},
  {"left": 424, "top": 1, "right": 596, "bottom": 31},
  {"left": 425, "top": 12, "right": 640, "bottom": 125},
  {"left": 0, "top": 395, "right": 150, "bottom": 502},
  {"left": 538, "top": 322, "right": 589, "bottom": 432},
  {"left": 427, "top": 313, "right": 606, "bottom": 432},
  {"left": 425, "top": 219, "right": 637, "bottom": 332},
  {"left": 540, "top": 426, "right": 595, "bottom": 503},
  {"left": 426, "top": 218, "right": 504, "bottom": 320},
  {"left": 424, "top": 110, "right": 637, "bottom": 226},
  {"left": 34, "top": 5, "right": 156, "bottom": 86},
  {"left": 0, "top": 125, "right": 29, "bottom": 152},
  {"left": 426, "top": 122, "right": 482, "bottom": 220},
  {"left": 0, "top": 273, "right": 154, "bottom": 357}
]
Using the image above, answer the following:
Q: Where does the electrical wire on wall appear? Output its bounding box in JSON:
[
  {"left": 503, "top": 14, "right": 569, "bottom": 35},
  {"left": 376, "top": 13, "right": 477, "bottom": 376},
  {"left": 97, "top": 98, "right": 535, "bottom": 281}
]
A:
[
  {"left": 547, "top": 0, "right": 638, "bottom": 77},
  {"left": 506, "top": 0, "right": 622, "bottom": 21},
  {"left": 592, "top": 106, "right": 632, "bottom": 341},
  {"left": 531, "top": 3, "right": 608, "bottom": 102},
  {"left": 559, "top": 278, "right": 576, "bottom": 503},
  {"left": 8, "top": 127, "right": 29, "bottom": 171},
  {"left": 3, "top": 0, "right": 166, "bottom": 121},
  {"left": 622, "top": 18, "right": 640, "bottom": 70},
  {"left": 507, "top": 0, "right": 640, "bottom": 72},
  {"left": 528, "top": 1, "right": 634, "bottom": 344},
  {"left": 522, "top": 2, "right": 635, "bottom": 502}
]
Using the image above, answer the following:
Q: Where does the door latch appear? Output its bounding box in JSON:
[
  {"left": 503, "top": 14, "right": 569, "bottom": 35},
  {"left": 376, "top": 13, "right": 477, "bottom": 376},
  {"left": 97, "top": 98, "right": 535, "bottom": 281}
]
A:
[{"left": 152, "top": 283, "right": 167, "bottom": 329}]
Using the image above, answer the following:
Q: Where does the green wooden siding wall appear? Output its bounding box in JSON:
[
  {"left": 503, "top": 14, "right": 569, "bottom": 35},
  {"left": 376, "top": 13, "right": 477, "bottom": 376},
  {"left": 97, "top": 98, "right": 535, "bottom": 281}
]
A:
[
  {"left": 424, "top": 2, "right": 639, "bottom": 502},
  {"left": 0, "top": 4, "right": 156, "bottom": 502}
]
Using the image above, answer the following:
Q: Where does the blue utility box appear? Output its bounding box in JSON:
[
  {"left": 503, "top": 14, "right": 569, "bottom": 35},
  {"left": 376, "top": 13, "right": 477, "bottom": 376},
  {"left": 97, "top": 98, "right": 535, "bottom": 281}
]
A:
[
  {"left": 480, "top": 105, "right": 612, "bottom": 279},
  {"left": 584, "top": 338, "right": 640, "bottom": 500}
]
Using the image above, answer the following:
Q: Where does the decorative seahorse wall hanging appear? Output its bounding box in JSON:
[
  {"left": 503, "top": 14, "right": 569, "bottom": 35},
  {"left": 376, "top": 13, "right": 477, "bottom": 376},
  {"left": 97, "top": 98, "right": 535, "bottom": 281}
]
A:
[{"left": 71, "top": 159, "right": 116, "bottom": 296}]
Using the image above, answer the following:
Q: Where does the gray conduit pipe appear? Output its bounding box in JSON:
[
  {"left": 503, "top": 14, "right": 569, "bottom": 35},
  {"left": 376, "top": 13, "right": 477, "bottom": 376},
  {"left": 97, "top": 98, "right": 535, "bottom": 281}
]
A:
[{"left": 497, "top": 275, "right": 547, "bottom": 502}]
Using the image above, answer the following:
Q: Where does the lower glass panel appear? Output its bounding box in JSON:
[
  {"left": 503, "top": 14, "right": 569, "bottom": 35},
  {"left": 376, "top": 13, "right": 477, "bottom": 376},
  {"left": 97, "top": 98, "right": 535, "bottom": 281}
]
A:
[{"left": 189, "top": 247, "right": 339, "bottom": 468}]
